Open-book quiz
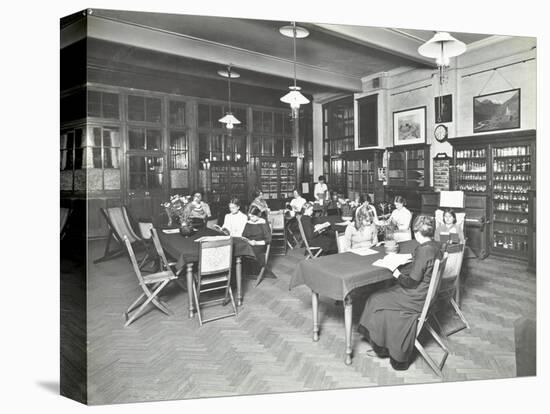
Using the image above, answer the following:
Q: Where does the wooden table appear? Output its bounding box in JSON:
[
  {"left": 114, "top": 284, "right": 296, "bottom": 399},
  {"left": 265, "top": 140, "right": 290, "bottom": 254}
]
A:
[
  {"left": 158, "top": 229, "right": 256, "bottom": 318},
  {"left": 289, "top": 240, "right": 419, "bottom": 365}
]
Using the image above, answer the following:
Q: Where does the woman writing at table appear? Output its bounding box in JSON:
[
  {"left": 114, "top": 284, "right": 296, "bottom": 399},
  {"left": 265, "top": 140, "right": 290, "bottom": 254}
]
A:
[
  {"left": 358, "top": 215, "right": 443, "bottom": 371},
  {"left": 341, "top": 206, "right": 378, "bottom": 252},
  {"left": 299, "top": 202, "right": 337, "bottom": 254},
  {"left": 388, "top": 195, "right": 412, "bottom": 242},
  {"left": 242, "top": 206, "right": 272, "bottom": 275}
]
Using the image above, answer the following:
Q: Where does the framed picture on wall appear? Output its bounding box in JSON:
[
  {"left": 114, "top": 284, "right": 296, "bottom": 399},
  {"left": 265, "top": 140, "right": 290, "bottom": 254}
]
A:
[
  {"left": 434, "top": 94, "right": 453, "bottom": 123},
  {"left": 393, "top": 106, "right": 426, "bottom": 146},
  {"left": 473, "top": 88, "right": 521, "bottom": 133}
]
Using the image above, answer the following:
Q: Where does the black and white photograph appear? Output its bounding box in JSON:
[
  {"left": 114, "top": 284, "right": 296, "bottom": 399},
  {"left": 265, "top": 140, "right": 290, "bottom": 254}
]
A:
[{"left": 5, "top": 1, "right": 547, "bottom": 413}]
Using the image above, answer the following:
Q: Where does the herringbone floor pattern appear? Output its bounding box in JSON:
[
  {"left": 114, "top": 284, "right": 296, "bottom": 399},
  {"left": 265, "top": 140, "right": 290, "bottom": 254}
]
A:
[{"left": 86, "top": 241, "right": 536, "bottom": 405}]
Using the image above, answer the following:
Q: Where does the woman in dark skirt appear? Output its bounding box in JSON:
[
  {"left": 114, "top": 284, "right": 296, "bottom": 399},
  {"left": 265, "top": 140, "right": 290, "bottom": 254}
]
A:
[
  {"left": 299, "top": 202, "right": 337, "bottom": 254},
  {"left": 242, "top": 206, "right": 272, "bottom": 275},
  {"left": 358, "top": 215, "right": 443, "bottom": 370}
]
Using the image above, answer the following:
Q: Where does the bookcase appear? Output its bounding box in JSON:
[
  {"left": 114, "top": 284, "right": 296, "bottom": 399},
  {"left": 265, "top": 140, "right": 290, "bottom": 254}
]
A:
[
  {"left": 258, "top": 157, "right": 297, "bottom": 200},
  {"left": 387, "top": 145, "right": 430, "bottom": 188}
]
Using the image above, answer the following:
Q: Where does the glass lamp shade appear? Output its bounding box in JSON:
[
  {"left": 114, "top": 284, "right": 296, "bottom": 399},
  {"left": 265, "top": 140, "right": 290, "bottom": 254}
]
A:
[
  {"left": 280, "top": 86, "right": 310, "bottom": 109},
  {"left": 219, "top": 112, "right": 241, "bottom": 129},
  {"left": 418, "top": 32, "right": 466, "bottom": 67}
]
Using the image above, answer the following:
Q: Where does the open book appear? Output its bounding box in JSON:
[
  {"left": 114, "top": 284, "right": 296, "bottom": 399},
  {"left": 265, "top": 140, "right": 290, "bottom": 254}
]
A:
[
  {"left": 314, "top": 221, "right": 331, "bottom": 233},
  {"left": 211, "top": 224, "right": 230, "bottom": 236},
  {"left": 373, "top": 253, "right": 412, "bottom": 272},
  {"left": 349, "top": 247, "right": 378, "bottom": 256}
]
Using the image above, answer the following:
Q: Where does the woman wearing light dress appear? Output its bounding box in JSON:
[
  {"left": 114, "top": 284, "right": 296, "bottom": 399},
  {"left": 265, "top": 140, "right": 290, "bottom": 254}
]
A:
[
  {"left": 341, "top": 206, "right": 378, "bottom": 252},
  {"left": 388, "top": 195, "right": 412, "bottom": 242}
]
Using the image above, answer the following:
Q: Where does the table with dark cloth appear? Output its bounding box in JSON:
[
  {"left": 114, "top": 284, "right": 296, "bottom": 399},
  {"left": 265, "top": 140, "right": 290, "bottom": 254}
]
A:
[
  {"left": 158, "top": 228, "right": 256, "bottom": 317},
  {"left": 289, "top": 239, "right": 419, "bottom": 364},
  {"left": 313, "top": 215, "right": 351, "bottom": 232}
]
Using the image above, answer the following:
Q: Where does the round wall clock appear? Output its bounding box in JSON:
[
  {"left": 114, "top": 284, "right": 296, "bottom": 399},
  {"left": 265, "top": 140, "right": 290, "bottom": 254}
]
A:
[{"left": 434, "top": 124, "right": 448, "bottom": 142}]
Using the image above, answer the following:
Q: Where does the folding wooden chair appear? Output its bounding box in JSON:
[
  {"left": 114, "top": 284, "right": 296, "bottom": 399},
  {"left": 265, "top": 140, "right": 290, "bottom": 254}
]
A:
[
  {"left": 285, "top": 217, "right": 301, "bottom": 250},
  {"left": 254, "top": 217, "right": 276, "bottom": 287},
  {"left": 335, "top": 230, "right": 346, "bottom": 253},
  {"left": 414, "top": 253, "right": 450, "bottom": 377},
  {"left": 268, "top": 210, "right": 287, "bottom": 255},
  {"left": 122, "top": 236, "right": 177, "bottom": 327},
  {"left": 296, "top": 216, "right": 323, "bottom": 259},
  {"left": 193, "top": 236, "right": 237, "bottom": 326},
  {"left": 94, "top": 206, "right": 152, "bottom": 269},
  {"left": 433, "top": 242, "right": 470, "bottom": 336}
]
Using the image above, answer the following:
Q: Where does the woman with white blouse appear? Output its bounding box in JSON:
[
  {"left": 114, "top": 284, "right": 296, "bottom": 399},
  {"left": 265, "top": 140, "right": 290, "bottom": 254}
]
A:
[
  {"left": 388, "top": 195, "right": 412, "bottom": 242},
  {"left": 221, "top": 198, "right": 248, "bottom": 237},
  {"left": 341, "top": 206, "right": 378, "bottom": 252}
]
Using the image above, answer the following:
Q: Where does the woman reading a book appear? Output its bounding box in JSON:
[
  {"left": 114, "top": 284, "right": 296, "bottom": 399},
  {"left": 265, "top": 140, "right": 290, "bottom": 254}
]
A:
[
  {"left": 220, "top": 198, "right": 248, "bottom": 237},
  {"left": 434, "top": 208, "right": 465, "bottom": 243},
  {"left": 341, "top": 206, "right": 378, "bottom": 252},
  {"left": 299, "top": 202, "right": 337, "bottom": 254},
  {"left": 387, "top": 195, "right": 412, "bottom": 242},
  {"left": 358, "top": 215, "right": 443, "bottom": 371},
  {"left": 242, "top": 206, "right": 272, "bottom": 275}
]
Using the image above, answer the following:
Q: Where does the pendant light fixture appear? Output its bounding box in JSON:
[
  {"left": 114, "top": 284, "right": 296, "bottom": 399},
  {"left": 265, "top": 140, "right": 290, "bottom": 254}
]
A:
[
  {"left": 418, "top": 32, "right": 466, "bottom": 122},
  {"left": 279, "top": 21, "right": 310, "bottom": 119},
  {"left": 218, "top": 64, "right": 241, "bottom": 130}
]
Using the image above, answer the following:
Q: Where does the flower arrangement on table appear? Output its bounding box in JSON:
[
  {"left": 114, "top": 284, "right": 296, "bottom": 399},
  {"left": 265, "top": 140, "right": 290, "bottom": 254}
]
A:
[
  {"left": 338, "top": 198, "right": 359, "bottom": 220},
  {"left": 162, "top": 195, "right": 191, "bottom": 228}
]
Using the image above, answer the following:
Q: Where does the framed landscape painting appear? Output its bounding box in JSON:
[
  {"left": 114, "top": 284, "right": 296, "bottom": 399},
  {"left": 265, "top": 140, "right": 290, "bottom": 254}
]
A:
[
  {"left": 393, "top": 106, "right": 426, "bottom": 145},
  {"left": 473, "top": 88, "right": 521, "bottom": 133}
]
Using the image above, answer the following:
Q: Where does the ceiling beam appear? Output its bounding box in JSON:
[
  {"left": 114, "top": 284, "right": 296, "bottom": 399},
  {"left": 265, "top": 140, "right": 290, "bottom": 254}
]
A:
[
  {"left": 311, "top": 24, "right": 437, "bottom": 68},
  {"left": 84, "top": 15, "right": 362, "bottom": 92}
]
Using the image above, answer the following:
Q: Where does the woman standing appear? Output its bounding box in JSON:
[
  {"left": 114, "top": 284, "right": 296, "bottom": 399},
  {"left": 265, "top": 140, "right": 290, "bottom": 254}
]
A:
[
  {"left": 388, "top": 195, "right": 412, "bottom": 242},
  {"left": 358, "top": 216, "right": 443, "bottom": 371},
  {"left": 313, "top": 175, "right": 329, "bottom": 206},
  {"left": 341, "top": 207, "right": 378, "bottom": 252}
]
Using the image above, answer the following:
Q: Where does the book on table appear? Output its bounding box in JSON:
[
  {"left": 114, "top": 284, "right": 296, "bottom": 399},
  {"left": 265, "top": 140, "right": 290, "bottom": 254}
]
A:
[
  {"left": 349, "top": 247, "right": 378, "bottom": 256},
  {"left": 211, "top": 224, "right": 230, "bottom": 235},
  {"left": 372, "top": 253, "right": 412, "bottom": 272},
  {"left": 194, "top": 235, "right": 231, "bottom": 243}
]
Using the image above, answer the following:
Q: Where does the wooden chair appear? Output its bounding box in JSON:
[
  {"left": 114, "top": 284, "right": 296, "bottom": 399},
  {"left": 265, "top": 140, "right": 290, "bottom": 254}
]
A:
[
  {"left": 296, "top": 216, "right": 323, "bottom": 259},
  {"left": 122, "top": 236, "right": 177, "bottom": 327},
  {"left": 414, "top": 253, "right": 450, "bottom": 377},
  {"left": 193, "top": 236, "right": 237, "bottom": 326},
  {"left": 254, "top": 218, "right": 274, "bottom": 287},
  {"left": 268, "top": 210, "right": 287, "bottom": 255},
  {"left": 335, "top": 230, "right": 346, "bottom": 253},
  {"left": 94, "top": 206, "right": 151, "bottom": 269},
  {"left": 434, "top": 242, "right": 470, "bottom": 336},
  {"left": 285, "top": 216, "right": 302, "bottom": 250}
]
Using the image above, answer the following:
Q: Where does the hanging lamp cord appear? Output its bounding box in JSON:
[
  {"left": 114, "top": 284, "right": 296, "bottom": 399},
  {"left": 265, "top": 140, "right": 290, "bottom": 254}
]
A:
[
  {"left": 292, "top": 21, "right": 297, "bottom": 88},
  {"left": 227, "top": 65, "right": 232, "bottom": 113}
]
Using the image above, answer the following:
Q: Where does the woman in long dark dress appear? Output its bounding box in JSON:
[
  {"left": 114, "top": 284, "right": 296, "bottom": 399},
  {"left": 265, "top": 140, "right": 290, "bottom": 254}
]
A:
[
  {"left": 241, "top": 206, "right": 272, "bottom": 275},
  {"left": 358, "top": 215, "right": 443, "bottom": 370},
  {"left": 299, "top": 202, "right": 337, "bottom": 254}
]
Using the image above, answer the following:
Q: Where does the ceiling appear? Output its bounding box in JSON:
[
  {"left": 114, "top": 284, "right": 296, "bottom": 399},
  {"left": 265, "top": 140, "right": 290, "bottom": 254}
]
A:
[{"left": 62, "top": 9, "right": 496, "bottom": 97}]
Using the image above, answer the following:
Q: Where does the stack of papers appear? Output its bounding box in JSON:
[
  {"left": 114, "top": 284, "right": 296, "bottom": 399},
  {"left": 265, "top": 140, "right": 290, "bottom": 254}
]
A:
[
  {"left": 373, "top": 253, "right": 412, "bottom": 272},
  {"left": 349, "top": 247, "right": 378, "bottom": 256}
]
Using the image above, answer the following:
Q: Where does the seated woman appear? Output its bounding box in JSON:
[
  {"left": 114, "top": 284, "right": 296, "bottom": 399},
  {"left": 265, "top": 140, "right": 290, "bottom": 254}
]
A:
[
  {"left": 288, "top": 188, "right": 306, "bottom": 216},
  {"left": 434, "top": 208, "right": 465, "bottom": 244},
  {"left": 221, "top": 198, "right": 248, "bottom": 237},
  {"left": 358, "top": 216, "right": 443, "bottom": 371},
  {"left": 299, "top": 202, "right": 337, "bottom": 254},
  {"left": 184, "top": 191, "right": 211, "bottom": 227},
  {"left": 242, "top": 206, "right": 272, "bottom": 275},
  {"left": 341, "top": 206, "right": 378, "bottom": 252},
  {"left": 249, "top": 189, "right": 270, "bottom": 219},
  {"left": 356, "top": 194, "right": 380, "bottom": 225},
  {"left": 388, "top": 195, "right": 412, "bottom": 242}
]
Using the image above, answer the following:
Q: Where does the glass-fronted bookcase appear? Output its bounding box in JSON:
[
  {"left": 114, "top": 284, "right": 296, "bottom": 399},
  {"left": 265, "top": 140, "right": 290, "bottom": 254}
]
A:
[{"left": 344, "top": 149, "right": 384, "bottom": 202}]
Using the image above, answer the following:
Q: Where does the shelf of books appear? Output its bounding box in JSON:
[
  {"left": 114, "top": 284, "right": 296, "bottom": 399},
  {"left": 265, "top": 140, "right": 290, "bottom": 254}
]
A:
[
  {"left": 209, "top": 162, "right": 247, "bottom": 203},
  {"left": 259, "top": 157, "right": 297, "bottom": 200}
]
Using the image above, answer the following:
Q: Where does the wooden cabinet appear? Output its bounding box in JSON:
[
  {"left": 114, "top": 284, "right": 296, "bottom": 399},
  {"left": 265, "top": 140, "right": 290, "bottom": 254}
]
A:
[
  {"left": 258, "top": 157, "right": 297, "bottom": 202},
  {"left": 343, "top": 149, "right": 384, "bottom": 202},
  {"left": 450, "top": 130, "right": 536, "bottom": 261},
  {"left": 387, "top": 145, "right": 430, "bottom": 188}
]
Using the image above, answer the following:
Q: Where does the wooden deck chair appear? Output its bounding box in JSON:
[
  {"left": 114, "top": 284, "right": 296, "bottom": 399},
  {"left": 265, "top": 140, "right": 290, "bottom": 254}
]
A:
[
  {"left": 335, "top": 230, "right": 346, "bottom": 253},
  {"left": 296, "top": 216, "right": 323, "bottom": 259},
  {"left": 285, "top": 216, "right": 301, "bottom": 250},
  {"left": 60, "top": 207, "right": 71, "bottom": 240},
  {"left": 268, "top": 210, "right": 287, "bottom": 255},
  {"left": 122, "top": 236, "right": 177, "bottom": 327},
  {"left": 414, "top": 253, "right": 450, "bottom": 377},
  {"left": 434, "top": 242, "right": 470, "bottom": 336},
  {"left": 94, "top": 206, "right": 151, "bottom": 269},
  {"left": 150, "top": 227, "right": 187, "bottom": 291},
  {"left": 193, "top": 236, "right": 237, "bottom": 326}
]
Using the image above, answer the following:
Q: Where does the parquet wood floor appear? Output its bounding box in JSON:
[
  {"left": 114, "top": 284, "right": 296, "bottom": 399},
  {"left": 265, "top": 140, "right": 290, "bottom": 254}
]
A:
[{"left": 85, "top": 241, "right": 536, "bottom": 404}]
